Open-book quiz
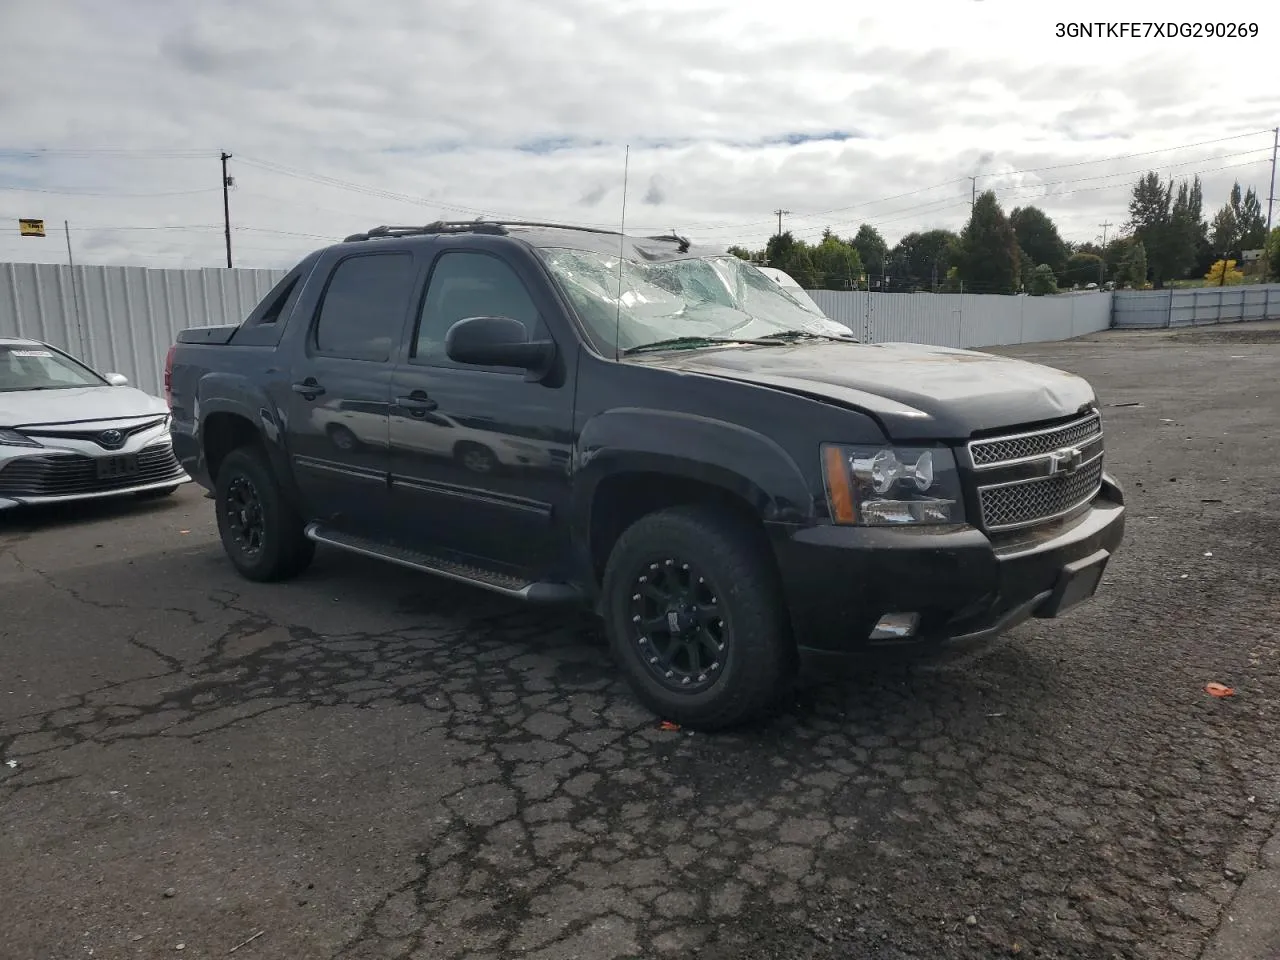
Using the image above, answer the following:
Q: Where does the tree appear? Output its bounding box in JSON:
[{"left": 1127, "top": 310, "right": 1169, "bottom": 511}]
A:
[
  {"left": 810, "top": 234, "right": 863, "bottom": 289},
  {"left": 1168, "top": 176, "right": 1205, "bottom": 282},
  {"left": 1064, "top": 252, "right": 1105, "bottom": 288},
  {"left": 1266, "top": 227, "right": 1280, "bottom": 282},
  {"left": 1205, "top": 258, "right": 1245, "bottom": 286},
  {"left": 1209, "top": 204, "right": 1238, "bottom": 259},
  {"left": 785, "top": 245, "right": 820, "bottom": 289},
  {"left": 727, "top": 245, "right": 765, "bottom": 262},
  {"left": 765, "top": 231, "right": 800, "bottom": 271},
  {"left": 1236, "top": 185, "right": 1266, "bottom": 252},
  {"left": 1028, "top": 264, "right": 1058, "bottom": 296},
  {"left": 1127, "top": 171, "right": 1203, "bottom": 286},
  {"left": 850, "top": 224, "right": 888, "bottom": 278},
  {"left": 1010, "top": 206, "right": 1069, "bottom": 276},
  {"left": 888, "top": 229, "right": 961, "bottom": 291},
  {"left": 1102, "top": 235, "right": 1135, "bottom": 284},
  {"left": 1116, "top": 239, "right": 1148, "bottom": 288},
  {"left": 954, "top": 191, "right": 1020, "bottom": 294}
]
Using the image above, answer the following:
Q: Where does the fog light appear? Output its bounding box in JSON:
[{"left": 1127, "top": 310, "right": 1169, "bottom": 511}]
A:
[{"left": 870, "top": 613, "right": 920, "bottom": 641}]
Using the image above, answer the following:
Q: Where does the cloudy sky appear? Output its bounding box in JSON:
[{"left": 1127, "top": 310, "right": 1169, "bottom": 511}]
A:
[{"left": 1, "top": 0, "right": 1277, "bottom": 270}]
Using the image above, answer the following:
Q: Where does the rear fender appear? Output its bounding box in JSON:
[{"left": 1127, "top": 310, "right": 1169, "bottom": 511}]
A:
[{"left": 192, "top": 373, "right": 298, "bottom": 499}]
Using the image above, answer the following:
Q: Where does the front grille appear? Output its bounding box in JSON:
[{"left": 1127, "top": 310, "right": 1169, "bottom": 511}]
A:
[
  {"left": 0, "top": 443, "right": 185, "bottom": 498},
  {"left": 28, "top": 416, "right": 167, "bottom": 449},
  {"left": 978, "top": 456, "right": 1104, "bottom": 531},
  {"left": 969, "top": 412, "right": 1102, "bottom": 467},
  {"left": 967, "top": 410, "right": 1107, "bottom": 532}
]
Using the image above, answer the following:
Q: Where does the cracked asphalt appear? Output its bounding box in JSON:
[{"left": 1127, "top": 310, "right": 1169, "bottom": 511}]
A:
[{"left": 2, "top": 326, "right": 1278, "bottom": 960}]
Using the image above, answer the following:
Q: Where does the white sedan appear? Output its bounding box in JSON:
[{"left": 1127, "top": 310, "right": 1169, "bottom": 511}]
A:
[{"left": 0, "top": 337, "right": 190, "bottom": 511}]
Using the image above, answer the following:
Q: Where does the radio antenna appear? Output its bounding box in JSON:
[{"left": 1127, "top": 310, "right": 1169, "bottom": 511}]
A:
[{"left": 613, "top": 144, "right": 630, "bottom": 361}]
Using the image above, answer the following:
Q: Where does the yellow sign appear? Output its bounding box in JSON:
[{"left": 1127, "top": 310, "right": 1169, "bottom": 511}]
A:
[{"left": 18, "top": 218, "right": 45, "bottom": 237}]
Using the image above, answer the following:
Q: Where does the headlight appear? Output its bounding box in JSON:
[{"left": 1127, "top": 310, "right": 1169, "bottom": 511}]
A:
[
  {"left": 0, "top": 428, "right": 41, "bottom": 448},
  {"left": 821, "top": 443, "right": 964, "bottom": 525}
]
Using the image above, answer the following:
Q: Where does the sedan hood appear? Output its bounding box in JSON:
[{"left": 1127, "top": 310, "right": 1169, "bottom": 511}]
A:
[
  {"left": 0, "top": 385, "right": 168, "bottom": 428},
  {"left": 632, "top": 340, "right": 1097, "bottom": 439}
]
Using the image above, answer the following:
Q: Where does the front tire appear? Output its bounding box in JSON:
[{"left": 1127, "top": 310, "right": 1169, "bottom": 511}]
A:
[
  {"left": 214, "top": 446, "right": 315, "bottom": 582},
  {"left": 601, "top": 505, "right": 795, "bottom": 731}
]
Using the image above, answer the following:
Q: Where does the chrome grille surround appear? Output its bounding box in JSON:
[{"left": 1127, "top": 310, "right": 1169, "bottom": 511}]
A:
[
  {"left": 966, "top": 411, "right": 1105, "bottom": 532},
  {"left": 969, "top": 411, "right": 1102, "bottom": 469}
]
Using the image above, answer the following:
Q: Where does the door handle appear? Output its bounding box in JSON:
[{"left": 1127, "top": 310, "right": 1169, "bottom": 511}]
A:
[
  {"left": 396, "top": 391, "right": 438, "bottom": 414},
  {"left": 291, "top": 379, "right": 325, "bottom": 398}
]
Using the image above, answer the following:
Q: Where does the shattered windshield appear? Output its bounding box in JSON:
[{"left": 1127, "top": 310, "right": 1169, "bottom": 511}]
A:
[{"left": 537, "top": 248, "right": 852, "bottom": 354}]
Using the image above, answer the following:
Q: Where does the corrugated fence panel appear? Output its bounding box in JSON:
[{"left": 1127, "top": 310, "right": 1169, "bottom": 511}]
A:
[
  {"left": 0, "top": 263, "right": 286, "bottom": 396},
  {"left": 1114, "top": 283, "right": 1280, "bottom": 328},
  {"left": 806, "top": 289, "right": 1112, "bottom": 349}
]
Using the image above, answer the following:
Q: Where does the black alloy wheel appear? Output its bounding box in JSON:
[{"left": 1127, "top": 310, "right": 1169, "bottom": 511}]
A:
[
  {"left": 628, "top": 556, "right": 727, "bottom": 692},
  {"left": 214, "top": 446, "right": 315, "bottom": 582},
  {"left": 224, "top": 474, "right": 265, "bottom": 558},
  {"left": 601, "top": 504, "right": 795, "bottom": 731}
]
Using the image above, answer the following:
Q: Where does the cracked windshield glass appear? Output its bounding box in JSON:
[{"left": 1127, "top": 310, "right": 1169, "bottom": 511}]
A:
[{"left": 538, "top": 249, "right": 853, "bottom": 353}]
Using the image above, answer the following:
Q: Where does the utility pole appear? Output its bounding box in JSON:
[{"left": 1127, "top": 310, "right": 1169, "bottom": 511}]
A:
[
  {"left": 1098, "top": 220, "right": 1112, "bottom": 247},
  {"left": 969, "top": 176, "right": 977, "bottom": 208},
  {"left": 64, "top": 221, "right": 87, "bottom": 357},
  {"left": 221, "top": 151, "right": 233, "bottom": 268},
  {"left": 1264, "top": 126, "right": 1278, "bottom": 281},
  {"left": 773, "top": 208, "right": 791, "bottom": 236}
]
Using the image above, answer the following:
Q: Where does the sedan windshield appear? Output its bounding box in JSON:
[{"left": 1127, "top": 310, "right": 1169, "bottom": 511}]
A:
[
  {"left": 538, "top": 248, "right": 853, "bottom": 354},
  {"left": 0, "top": 345, "right": 104, "bottom": 392}
]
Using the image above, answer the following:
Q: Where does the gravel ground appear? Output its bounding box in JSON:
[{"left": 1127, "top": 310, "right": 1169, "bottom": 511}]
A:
[{"left": 1, "top": 327, "right": 1278, "bottom": 960}]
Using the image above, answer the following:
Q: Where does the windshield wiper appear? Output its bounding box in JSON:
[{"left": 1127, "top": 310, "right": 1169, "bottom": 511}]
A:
[
  {"left": 621, "top": 336, "right": 746, "bottom": 355},
  {"left": 742, "top": 329, "right": 854, "bottom": 343}
]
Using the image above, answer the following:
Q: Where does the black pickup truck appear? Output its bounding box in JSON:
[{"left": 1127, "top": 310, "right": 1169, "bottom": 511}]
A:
[{"left": 167, "top": 221, "right": 1125, "bottom": 729}]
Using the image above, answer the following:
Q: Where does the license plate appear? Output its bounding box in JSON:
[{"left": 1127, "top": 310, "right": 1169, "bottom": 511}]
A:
[
  {"left": 97, "top": 454, "right": 140, "bottom": 479},
  {"left": 1043, "top": 550, "right": 1109, "bottom": 617}
]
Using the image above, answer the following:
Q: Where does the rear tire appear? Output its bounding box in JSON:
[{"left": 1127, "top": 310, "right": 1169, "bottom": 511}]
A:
[
  {"left": 214, "top": 446, "right": 314, "bottom": 582},
  {"left": 601, "top": 504, "right": 795, "bottom": 731}
]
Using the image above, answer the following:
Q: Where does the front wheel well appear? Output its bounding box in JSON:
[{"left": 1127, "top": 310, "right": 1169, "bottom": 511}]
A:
[
  {"left": 587, "top": 472, "right": 771, "bottom": 586},
  {"left": 202, "top": 412, "right": 262, "bottom": 484}
]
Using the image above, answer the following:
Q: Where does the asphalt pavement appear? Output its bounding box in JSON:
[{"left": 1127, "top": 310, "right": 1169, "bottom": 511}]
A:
[{"left": 2, "top": 325, "right": 1278, "bottom": 960}]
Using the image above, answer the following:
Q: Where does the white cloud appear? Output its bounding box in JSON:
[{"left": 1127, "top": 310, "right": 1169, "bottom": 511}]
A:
[{"left": 0, "top": 0, "right": 1276, "bottom": 268}]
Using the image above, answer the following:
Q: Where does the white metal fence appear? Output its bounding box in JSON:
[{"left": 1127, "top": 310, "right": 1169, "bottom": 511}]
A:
[
  {"left": 806, "top": 289, "right": 1114, "bottom": 346},
  {"left": 1111, "top": 283, "right": 1280, "bottom": 328},
  {"left": 1, "top": 262, "right": 286, "bottom": 396}
]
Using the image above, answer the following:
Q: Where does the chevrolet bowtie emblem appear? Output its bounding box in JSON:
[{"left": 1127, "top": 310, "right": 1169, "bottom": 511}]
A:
[{"left": 1047, "top": 445, "right": 1083, "bottom": 476}]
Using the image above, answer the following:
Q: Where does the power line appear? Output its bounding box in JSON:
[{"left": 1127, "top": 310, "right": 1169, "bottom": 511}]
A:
[
  {"left": 780, "top": 155, "right": 1274, "bottom": 244},
  {"left": 691, "top": 129, "right": 1276, "bottom": 236},
  {"left": 0, "top": 184, "right": 219, "bottom": 198}
]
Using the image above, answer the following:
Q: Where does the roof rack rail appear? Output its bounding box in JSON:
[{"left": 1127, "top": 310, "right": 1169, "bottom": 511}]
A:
[{"left": 342, "top": 219, "right": 663, "bottom": 243}]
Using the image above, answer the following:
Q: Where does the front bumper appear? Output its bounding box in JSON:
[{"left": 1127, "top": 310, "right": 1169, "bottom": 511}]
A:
[
  {"left": 0, "top": 439, "right": 190, "bottom": 512},
  {"left": 770, "top": 473, "right": 1126, "bottom": 655}
]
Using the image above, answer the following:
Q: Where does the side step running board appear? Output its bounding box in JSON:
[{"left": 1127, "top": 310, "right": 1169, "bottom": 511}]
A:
[{"left": 304, "top": 523, "right": 581, "bottom": 603}]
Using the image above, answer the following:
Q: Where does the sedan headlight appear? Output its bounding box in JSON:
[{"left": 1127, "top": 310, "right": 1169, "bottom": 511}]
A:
[
  {"left": 0, "top": 427, "right": 41, "bottom": 448},
  {"left": 821, "top": 443, "right": 964, "bottom": 525}
]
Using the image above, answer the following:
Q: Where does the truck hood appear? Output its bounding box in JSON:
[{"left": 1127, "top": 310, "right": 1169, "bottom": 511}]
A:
[
  {"left": 632, "top": 340, "right": 1097, "bottom": 439},
  {"left": 0, "top": 385, "right": 168, "bottom": 428}
]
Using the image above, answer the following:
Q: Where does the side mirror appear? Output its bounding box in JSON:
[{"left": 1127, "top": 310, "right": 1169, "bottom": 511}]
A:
[
  {"left": 106, "top": 373, "right": 129, "bottom": 386},
  {"left": 445, "top": 316, "right": 555, "bottom": 373}
]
